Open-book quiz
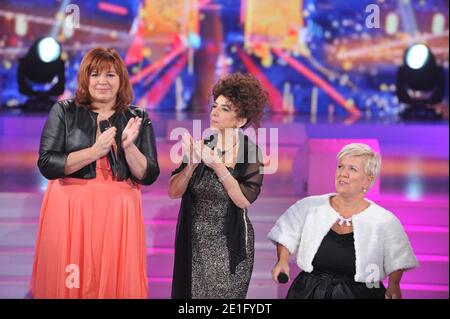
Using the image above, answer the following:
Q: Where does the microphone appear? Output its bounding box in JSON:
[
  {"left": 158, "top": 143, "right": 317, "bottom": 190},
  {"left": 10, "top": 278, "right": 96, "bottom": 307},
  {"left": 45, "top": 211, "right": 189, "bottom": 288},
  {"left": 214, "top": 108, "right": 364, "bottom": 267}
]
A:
[
  {"left": 98, "top": 120, "right": 117, "bottom": 177},
  {"left": 277, "top": 272, "right": 289, "bottom": 284}
]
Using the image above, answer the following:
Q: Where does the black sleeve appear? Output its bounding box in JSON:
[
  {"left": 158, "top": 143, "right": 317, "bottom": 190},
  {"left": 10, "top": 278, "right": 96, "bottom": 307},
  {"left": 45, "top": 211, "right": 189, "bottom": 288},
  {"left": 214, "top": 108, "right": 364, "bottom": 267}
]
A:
[
  {"left": 171, "top": 161, "right": 188, "bottom": 177},
  {"left": 134, "top": 110, "right": 160, "bottom": 185},
  {"left": 237, "top": 144, "right": 264, "bottom": 204},
  {"left": 37, "top": 102, "right": 68, "bottom": 179}
]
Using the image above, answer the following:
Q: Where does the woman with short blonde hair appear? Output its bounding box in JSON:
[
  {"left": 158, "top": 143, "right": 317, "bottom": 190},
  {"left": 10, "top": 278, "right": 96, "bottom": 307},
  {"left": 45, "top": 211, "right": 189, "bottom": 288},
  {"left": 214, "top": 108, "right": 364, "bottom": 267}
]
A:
[
  {"left": 269, "top": 143, "right": 418, "bottom": 299},
  {"left": 337, "top": 143, "right": 382, "bottom": 189}
]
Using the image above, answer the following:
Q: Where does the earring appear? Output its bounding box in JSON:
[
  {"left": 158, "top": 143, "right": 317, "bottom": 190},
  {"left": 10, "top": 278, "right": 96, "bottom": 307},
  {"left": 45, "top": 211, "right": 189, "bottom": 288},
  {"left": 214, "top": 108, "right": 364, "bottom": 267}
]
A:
[{"left": 362, "top": 188, "right": 367, "bottom": 193}]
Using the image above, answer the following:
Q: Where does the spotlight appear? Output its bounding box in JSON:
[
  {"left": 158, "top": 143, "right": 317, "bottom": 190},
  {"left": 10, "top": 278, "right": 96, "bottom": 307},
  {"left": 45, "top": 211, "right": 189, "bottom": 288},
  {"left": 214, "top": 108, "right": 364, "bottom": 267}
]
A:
[
  {"left": 405, "top": 44, "right": 429, "bottom": 70},
  {"left": 396, "top": 44, "right": 445, "bottom": 120},
  {"left": 37, "top": 37, "right": 61, "bottom": 63},
  {"left": 17, "top": 37, "right": 65, "bottom": 111}
]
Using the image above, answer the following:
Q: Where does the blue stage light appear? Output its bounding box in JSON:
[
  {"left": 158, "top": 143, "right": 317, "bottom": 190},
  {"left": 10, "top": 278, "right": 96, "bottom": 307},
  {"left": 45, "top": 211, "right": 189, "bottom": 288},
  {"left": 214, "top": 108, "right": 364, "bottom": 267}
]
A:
[
  {"left": 37, "top": 37, "right": 62, "bottom": 63},
  {"left": 188, "top": 32, "right": 202, "bottom": 49},
  {"left": 405, "top": 44, "right": 430, "bottom": 70},
  {"left": 396, "top": 44, "right": 445, "bottom": 120},
  {"left": 17, "top": 37, "right": 65, "bottom": 111}
]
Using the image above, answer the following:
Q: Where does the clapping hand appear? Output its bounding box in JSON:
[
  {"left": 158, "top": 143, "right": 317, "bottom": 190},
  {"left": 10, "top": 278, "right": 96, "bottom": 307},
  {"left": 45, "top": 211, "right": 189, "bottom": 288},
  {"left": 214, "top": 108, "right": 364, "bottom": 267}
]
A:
[
  {"left": 182, "top": 133, "right": 201, "bottom": 168},
  {"left": 192, "top": 139, "right": 222, "bottom": 169},
  {"left": 121, "top": 117, "right": 142, "bottom": 150},
  {"left": 91, "top": 126, "right": 116, "bottom": 159}
]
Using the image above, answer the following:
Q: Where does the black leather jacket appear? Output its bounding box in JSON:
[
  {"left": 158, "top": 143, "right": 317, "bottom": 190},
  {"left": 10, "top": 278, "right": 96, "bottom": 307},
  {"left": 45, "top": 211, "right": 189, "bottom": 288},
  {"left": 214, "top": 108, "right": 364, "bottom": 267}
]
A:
[{"left": 38, "top": 99, "right": 160, "bottom": 185}]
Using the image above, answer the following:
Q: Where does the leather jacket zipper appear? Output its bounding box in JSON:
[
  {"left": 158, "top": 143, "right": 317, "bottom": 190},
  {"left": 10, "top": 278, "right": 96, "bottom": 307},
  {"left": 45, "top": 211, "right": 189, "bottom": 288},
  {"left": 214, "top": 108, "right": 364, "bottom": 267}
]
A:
[{"left": 88, "top": 111, "right": 97, "bottom": 174}]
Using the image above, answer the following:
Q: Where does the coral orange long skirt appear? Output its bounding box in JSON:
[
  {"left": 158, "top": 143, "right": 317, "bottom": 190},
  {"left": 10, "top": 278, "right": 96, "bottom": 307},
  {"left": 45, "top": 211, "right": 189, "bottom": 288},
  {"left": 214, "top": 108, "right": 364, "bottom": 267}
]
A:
[{"left": 30, "top": 157, "right": 148, "bottom": 298}]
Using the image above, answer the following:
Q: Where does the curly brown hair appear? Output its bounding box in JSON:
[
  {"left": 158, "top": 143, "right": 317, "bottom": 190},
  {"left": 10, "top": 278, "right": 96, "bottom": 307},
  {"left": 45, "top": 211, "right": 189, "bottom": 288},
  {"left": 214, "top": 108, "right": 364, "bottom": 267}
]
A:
[
  {"left": 212, "top": 72, "right": 268, "bottom": 129},
  {"left": 75, "top": 48, "right": 133, "bottom": 112}
]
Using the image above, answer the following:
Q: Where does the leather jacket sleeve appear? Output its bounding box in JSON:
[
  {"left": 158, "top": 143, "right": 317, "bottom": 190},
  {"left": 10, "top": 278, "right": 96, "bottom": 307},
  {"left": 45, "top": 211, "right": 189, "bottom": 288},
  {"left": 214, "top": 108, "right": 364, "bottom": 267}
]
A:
[
  {"left": 37, "top": 102, "right": 68, "bottom": 179},
  {"left": 132, "top": 110, "right": 160, "bottom": 185}
]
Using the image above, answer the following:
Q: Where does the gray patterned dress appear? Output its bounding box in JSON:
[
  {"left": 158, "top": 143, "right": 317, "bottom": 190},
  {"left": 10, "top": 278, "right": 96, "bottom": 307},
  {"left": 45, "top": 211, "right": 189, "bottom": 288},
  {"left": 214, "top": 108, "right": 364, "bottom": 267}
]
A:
[{"left": 189, "top": 167, "right": 255, "bottom": 299}]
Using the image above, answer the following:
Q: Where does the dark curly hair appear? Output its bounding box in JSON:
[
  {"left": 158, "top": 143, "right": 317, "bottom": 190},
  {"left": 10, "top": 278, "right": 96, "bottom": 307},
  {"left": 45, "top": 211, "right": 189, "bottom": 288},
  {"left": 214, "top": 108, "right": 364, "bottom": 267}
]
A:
[{"left": 212, "top": 72, "right": 268, "bottom": 129}]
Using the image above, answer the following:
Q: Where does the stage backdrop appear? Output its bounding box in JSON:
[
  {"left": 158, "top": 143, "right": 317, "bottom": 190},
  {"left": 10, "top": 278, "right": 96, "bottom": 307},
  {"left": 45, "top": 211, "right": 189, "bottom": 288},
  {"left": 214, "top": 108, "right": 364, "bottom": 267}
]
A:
[{"left": 0, "top": 0, "right": 448, "bottom": 116}]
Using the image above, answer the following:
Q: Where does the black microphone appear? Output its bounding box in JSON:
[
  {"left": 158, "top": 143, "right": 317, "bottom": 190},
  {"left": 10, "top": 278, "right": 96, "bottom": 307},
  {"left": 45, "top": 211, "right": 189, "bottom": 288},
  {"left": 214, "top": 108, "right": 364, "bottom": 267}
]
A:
[
  {"left": 99, "top": 120, "right": 117, "bottom": 177},
  {"left": 277, "top": 272, "right": 289, "bottom": 284}
]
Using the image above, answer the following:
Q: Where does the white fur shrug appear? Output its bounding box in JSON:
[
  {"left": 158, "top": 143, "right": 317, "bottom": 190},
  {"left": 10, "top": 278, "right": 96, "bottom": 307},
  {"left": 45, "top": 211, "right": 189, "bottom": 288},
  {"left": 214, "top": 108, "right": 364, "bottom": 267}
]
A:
[{"left": 268, "top": 194, "right": 419, "bottom": 283}]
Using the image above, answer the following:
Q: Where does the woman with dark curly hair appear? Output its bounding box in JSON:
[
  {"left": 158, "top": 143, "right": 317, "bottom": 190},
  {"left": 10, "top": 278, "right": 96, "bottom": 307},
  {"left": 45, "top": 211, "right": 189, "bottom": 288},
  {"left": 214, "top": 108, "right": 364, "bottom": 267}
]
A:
[{"left": 169, "top": 73, "right": 267, "bottom": 299}]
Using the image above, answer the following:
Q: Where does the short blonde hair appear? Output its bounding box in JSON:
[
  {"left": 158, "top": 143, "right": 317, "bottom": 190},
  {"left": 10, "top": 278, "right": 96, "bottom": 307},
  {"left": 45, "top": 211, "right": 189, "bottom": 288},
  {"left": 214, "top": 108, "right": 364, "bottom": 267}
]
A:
[{"left": 337, "top": 143, "right": 382, "bottom": 188}]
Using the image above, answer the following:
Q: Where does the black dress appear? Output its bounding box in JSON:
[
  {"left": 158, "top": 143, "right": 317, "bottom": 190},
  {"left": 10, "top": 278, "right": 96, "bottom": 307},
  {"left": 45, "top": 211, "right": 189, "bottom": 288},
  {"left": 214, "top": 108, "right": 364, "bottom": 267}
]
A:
[
  {"left": 190, "top": 167, "right": 255, "bottom": 298},
  {"left": 171, "top": 132, "right": 264, "bottom": 299},
  {"left": 287, "top": 229, "right": 386, "bottom": 299}
]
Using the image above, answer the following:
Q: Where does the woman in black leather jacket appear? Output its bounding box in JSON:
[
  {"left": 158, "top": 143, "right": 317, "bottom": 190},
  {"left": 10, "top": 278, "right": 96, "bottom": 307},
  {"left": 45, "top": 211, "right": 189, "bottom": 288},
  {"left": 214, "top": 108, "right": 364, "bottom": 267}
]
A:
[{"left": 30, "top": 47, "right": 159, "bottom": 298}]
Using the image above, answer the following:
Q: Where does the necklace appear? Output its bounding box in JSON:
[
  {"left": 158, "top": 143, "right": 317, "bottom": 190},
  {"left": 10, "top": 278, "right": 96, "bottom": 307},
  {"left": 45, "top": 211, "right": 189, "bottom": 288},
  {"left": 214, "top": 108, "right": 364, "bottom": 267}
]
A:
[
  {"left": 216, "top": 140, "right": 238, "bottom": 158},
  {"left": 337, "top": 214, "right": 352, "bottom": 227}
]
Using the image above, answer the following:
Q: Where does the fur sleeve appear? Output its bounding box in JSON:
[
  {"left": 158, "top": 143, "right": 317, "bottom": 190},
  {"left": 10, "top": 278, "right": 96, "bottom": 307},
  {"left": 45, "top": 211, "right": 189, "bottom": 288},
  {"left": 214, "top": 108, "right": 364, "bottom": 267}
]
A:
[
  {"left": 383, "top": 214, "right": 420, "bottom": 276},
  {"left": 267, "top": 198, "right": 309, "bottom": 254}
]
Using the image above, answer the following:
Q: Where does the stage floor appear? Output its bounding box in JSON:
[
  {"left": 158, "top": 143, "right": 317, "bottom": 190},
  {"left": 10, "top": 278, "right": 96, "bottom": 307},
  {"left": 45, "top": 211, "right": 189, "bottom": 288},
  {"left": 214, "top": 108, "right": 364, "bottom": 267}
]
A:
[{"left": 0, "top": 111, "right": 448, "bottom": 298}]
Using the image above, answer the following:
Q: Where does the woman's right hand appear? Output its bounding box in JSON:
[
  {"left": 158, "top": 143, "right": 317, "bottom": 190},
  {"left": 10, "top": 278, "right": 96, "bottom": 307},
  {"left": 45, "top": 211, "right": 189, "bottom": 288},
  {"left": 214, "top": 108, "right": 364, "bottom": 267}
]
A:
[
  {"left": 272, "top": 261, "right": 290, "bottom": 284},
  {"left": 182, "top": 133, "right": 200, "bottom": 169},
  {"left": 91, "top": 127, "right": 117, "bottom": 160}
]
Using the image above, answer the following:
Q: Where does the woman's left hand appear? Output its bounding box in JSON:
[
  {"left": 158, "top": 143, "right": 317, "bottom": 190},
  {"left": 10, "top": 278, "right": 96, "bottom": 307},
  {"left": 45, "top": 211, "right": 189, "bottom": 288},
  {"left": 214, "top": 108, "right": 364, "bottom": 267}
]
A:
[
  {"left": 193, "top": 140, "right": 222, "bottom": 169},
  {"left": 385, "top": 283, "right": 402, "bottom": 299},
  {"left": 122, "top": 117, "right": 142, "bottom": 150}
]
